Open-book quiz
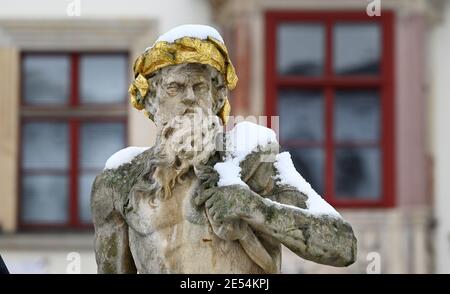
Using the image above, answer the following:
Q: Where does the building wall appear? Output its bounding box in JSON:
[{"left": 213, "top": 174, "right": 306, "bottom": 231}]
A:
[
  {"left": 429, "top": 0, "right": 450, "bottom": 275},
  {"left": 281, "top": 208, "right": 430, "bottom": 274},
  {"left": 0, "top": 0, "right": 212, "bottom": 34},
  {"left": 0, "top": 234, "right": 96, "bottom": 274},
  {"left": 0, "top": 48, "right": 19, "bottom": 233}
]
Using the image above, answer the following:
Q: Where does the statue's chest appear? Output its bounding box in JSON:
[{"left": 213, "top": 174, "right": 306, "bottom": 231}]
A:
[
  {"left": 158, "top": 176, "right": 208, "bottom": 226},
  {"left": 126, "top": 174, "right": 208, "bottom": 236},
  {"left": 126, "top": 173, "right": 266, "bottom": 274}
]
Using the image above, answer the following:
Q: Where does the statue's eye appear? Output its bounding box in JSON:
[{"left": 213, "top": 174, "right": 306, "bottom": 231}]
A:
[
  {"left": 167, "top": 82, "right": 182, "bottom": 96},
  {"left": 193, "top": 82, "right": 209, "bottom": 93}
]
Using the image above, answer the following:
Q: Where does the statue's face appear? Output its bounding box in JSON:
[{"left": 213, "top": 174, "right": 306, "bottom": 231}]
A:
[
  {"left": 152, "top": 63, "right": 214, "bottom": 127},
  {"left": 147, "top": 63, "right": 222, "bottom": 167}
]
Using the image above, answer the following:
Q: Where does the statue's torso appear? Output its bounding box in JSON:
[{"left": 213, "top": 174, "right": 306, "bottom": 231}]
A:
[{"left": 126, "top": 172, "right": 266, "bottom": 274}]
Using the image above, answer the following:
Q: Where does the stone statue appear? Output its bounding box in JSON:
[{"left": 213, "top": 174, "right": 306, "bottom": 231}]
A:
[{"left": 91, "top": 25, "right": 357, "bottom": 274}]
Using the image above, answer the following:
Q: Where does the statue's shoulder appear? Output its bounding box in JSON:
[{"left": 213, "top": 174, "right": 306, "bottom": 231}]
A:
[
  {"left": 91, "top": 147, "right": 157, "bottom": 224},
  {"left": 104, "top": 146, "right": 153, "bottom": 171},
  {"left": 239, "top": 143, "right": 279, "bottom": 182},
  {"left": 216, "top": 122, "right": 281, "bottom": 194},
  {"left": 91, "top": 147, "right": 155, "bottom": 207},
  {"left": 224, "top": 121, "right": 280, "bottom": 181}
]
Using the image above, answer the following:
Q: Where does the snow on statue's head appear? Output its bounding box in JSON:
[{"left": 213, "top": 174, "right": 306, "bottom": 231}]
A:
[{"left": 129, "top": 25, "right": 238, "bottom": 177}]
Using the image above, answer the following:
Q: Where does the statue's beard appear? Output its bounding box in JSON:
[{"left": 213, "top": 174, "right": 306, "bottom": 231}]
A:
[
  {"left": 160, "top": 107, "right": 220, "bottom": 167},
  {"left": 149, "top": 107, "right": 221, "bottom": 201}
]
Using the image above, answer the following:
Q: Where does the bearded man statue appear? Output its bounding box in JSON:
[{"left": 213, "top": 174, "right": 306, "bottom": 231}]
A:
[{"left": 91, "top": 24, "right": 357, "bottom": 274}]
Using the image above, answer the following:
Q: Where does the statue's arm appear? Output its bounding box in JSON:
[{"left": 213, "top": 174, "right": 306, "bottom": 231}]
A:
[
  {"left": 245, "top": 188, "right": 356, "bottom": 267},
  {"left": 91, "top": 174, "right": 137, "bottom": 274},
  {"left": 200, "top": 146, "right": 357, "bottom": 267},
  {"left": 247, "top": 150, "right": 357, "bottom": 266},
  {"left": 201, "top": 184, "right": 356, "bottom": 267}
]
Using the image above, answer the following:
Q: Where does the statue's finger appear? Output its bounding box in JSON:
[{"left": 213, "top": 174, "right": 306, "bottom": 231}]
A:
[
  {"left": 213, "top": 214, "right": 219, "bottom": 222},
  {"left": 212, "top": 211, "right": 224, "bottom": 222},
  {"left": 208, "top": 206, "right": 218, "bottom": 215},
  {"left": 202, "top": 179, "right": 217, "bottom": 189},
  {"left": 205, "top": 195, "right": 218, "bottom": 208},
  {"left": 194, "top": 188, "right": 215, "bottom": 206},
  {"left": 205, "top": 199, "right": 214, "bottom": 209}
]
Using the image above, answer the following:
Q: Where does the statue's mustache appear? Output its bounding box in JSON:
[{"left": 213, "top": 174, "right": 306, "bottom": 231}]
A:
[{"left": 182, "top": 108, "right": 196, "bottom": 115}]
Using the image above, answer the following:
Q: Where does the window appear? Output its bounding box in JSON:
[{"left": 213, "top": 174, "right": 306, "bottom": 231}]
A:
[
  {"left": 265, "top": 12, "right": 394, "bottom": 207},
  {"left": 20, "top": 53, "right": 128, "bottom": 228}
]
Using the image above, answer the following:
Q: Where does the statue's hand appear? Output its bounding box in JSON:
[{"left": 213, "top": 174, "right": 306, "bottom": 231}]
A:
[
  {"left": 193, "top": 185, "right": 254, "bottom": 240},
  {"left": 195, "top": 184, "right": 256, "bottom": 223}
]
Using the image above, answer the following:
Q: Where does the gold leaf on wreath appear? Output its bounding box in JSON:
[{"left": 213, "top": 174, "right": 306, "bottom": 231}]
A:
[{"left": 129, "top": 36, "right": 238, "bottom": 125}]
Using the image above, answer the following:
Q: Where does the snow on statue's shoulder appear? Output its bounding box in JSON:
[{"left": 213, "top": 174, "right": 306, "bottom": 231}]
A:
[
  {"left": 104, "top": 146, "right": 149, "bottom": 170},
  {"left": 274, "top": 152, "right": 341, "bottom": 218},
  {"left": 227, "top": 121, "right": 277, "bottom": 161},
  {"left": 214, "top": 121, "right": 277, "bottom": 187},
  {"left": 214, "top": 121, "right": 341, "bottom": 219},
  {"left": 146, "top": 24, "right": 224, "bottom": 51}
]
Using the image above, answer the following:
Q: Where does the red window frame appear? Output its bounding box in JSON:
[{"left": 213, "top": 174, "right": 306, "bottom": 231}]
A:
[
  {"left": 18, "top": 52, "right": 129, "bottom": 229},
  {"left": 265, "top": 11, "right": 395, "bottom": 208}
]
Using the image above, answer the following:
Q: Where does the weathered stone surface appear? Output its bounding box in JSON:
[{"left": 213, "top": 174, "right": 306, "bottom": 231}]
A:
[{"left": 91, "top": 63, "right": 357, "bottom": 274}]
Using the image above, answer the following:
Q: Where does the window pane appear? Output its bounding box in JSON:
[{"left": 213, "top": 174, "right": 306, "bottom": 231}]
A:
[
  {"left": 80, "top": 122, "right": 125, "bottom": 169},
  {"left": 78, "top": 172, "right": 97, "bottom": 223},
  {"left": 333, "top": 23, "right": 381, "bottom": 75},
  {"left": 278, "top": 90, "right": 324, "bottom": 141},
  {"left": 22, "top": 122, "right": 69, "bottom": 169},
  {"left": 284, "top": 147, "right": 324, "bottom": 195},
  {"left": 335, "top": 148, "right": 381, "bottom": 199},
  {"left": 22, "top": 175, "right": 69, "bottom": 223},
  {"left": 277, "top": 23, "right": 324, "bottom": 76},
  {"left": 23, "top": 55, "right": 70, "bottom": 104},
  {"left": 80, "top": 55, "right": 127, "bottom": 103},
  {"left": 334, "top": 90, "right": 380, "bottom": 141}
]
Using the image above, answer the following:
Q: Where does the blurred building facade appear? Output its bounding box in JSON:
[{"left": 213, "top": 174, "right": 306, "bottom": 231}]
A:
[{"left": 0, "top": 0, "right": 449, "bottom": 274}]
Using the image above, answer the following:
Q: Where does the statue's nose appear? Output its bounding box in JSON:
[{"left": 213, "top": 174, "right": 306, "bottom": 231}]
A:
[{"left": 182, "top": 87, "right": 196, "bottom": 105}]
